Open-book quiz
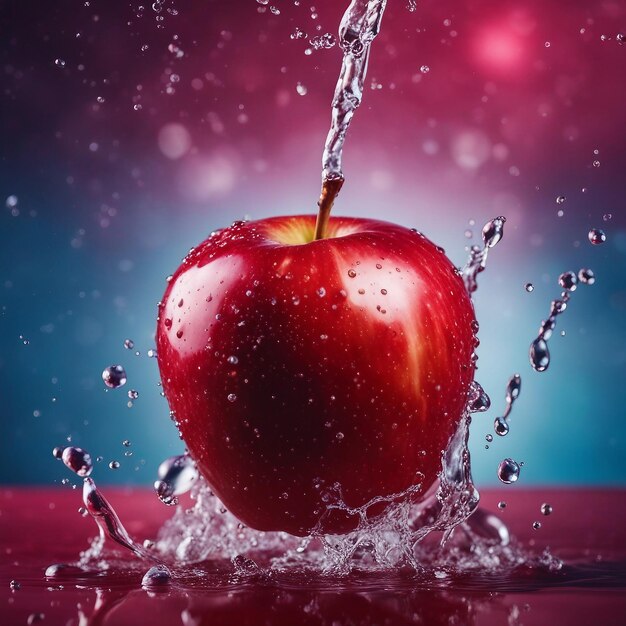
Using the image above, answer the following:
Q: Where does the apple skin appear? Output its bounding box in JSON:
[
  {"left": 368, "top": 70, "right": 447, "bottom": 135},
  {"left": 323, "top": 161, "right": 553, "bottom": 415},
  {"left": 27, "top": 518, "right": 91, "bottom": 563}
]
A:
[{"left": 156, "top": 215, "right": 476, "bottom": 536}]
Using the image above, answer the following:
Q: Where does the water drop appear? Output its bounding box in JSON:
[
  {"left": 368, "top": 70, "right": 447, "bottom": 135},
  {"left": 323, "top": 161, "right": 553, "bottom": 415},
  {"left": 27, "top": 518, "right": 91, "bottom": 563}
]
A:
[
  {"left": 603, "top": 213, "right": 612, "bottom": 222},
  {"left": 141, "top": 565, "right": 171, "bottom": 588},
  {"left": 558, "top": 271, "right": 578, "bottom": 291},
  {"left": 532, "top": 521, "right": 542, "bottom": 530},
  {"left": 52, "top": 446, "right": 63, "bottom": 459},
  {"left": 485, "top": 434, "right": 493, "bottom": 443},
  {"left": 420, "top": 64, "right": 430, "bottom": 74},
  {"left": 588, "top": 228, "right": 606, "bottom": 245},
  {"left": 578, "top": 268, "right": 595, "bottom": 285},
  {"left": 497, "top": 458, "right": 520, "bottom": 484},
  {"left": 482, "top": 216, "right": 506, "bottom": 248},
  {"left": 494, "top": 416, "right": 509, "bottom": 437},
  {"left": 556, "top": 195, "right": 566, "bottom": 205},
  {"left": 55, "top": 58, "right": 66, "bottom": 67},
  {"left": 9, "top": 580, "right": 21, "bottom": 590},
  {"left": 467, "top": 381, "right": 491, "bottom": 413},
  {"left": 127, "top": 389, "right": 139, "bottom": 400},
  {"left": 147, "top": 349, "right": 157, "bottom": 358},
  {"left": 296, "top": 82, "right": 308, "bottom": 96},
  {"left": 61, "top": 447, "right": 93, "bottom": 477},
  {"left": 347, "top": 269, "right": 356, "bottom": 278},
  {"left": 497, "top": 501, "right": 507, "bottom": 510},
  {"left": 529, "top": 337, "right": 550, "bottom": 372},
  {"left": 109, "top": 460, "right": 120, "bottom": 470},
  {"left": 123, "top": 338, "right": 134, "bottom": 349},
  {"left": 227, "top": 393, "right": 237, "bottom": 402},
  {"left": 154, "top": 454, "right": 197, "bottom": 505},
  {"left": 525, "top": 283, "right": 534, "bottom": 292},
  {"left": 102, "top": 365, "right": 127, "bottom": 388},
  {"left": 541, "top": 503, "right": 553, "bottom": 516}
]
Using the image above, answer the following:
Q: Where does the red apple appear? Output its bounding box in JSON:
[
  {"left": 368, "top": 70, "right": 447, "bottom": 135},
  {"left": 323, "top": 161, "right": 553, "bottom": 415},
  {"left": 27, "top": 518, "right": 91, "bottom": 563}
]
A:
[{"left": 156, "top": 215, "right": 476, "bottom": 536}]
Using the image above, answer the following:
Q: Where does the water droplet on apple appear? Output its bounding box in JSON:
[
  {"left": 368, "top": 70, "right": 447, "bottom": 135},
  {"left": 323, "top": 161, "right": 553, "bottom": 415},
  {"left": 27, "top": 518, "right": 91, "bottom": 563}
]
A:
[
  {"left": 102, "top": 365, "right": 127, "bottom": 388},
  {"left": 61, "top": 447, "right": 93, "bottom": 477},
  {"left": 467, "top": 381, "right": 491, "bottom": 413},
  {"left": 497, "top": 458, "right": 520, "bottom": 484}
]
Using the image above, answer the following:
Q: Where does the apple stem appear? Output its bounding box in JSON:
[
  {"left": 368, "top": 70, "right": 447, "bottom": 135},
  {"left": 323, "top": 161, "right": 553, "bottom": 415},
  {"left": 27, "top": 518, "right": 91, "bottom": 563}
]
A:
[{"left": 314, "top": 176, "right": 345, "bottom": 241}]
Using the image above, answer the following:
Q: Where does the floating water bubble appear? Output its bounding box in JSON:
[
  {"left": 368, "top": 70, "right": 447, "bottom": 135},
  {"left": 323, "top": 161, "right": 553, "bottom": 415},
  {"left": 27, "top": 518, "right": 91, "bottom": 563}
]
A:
[
  {"left": 494, "top": 416, "right": 509, "bottom": 437},
  {"left": 497, "top": 458, "right": 520, "bottom": 484},
  {"left": 541, "top": 503, "right": 553, "bottom": 516},
  {"left": 420, "top": 64, "right": 430, "bottom": 74},
  {"left": 109, "top": 461, "right": 120, "bottom": 470},
  {"left": 142, "top": 565, "right": 172, "bottom": 588},
  {"left": 578, "top": 268, "right": 595, "bottom": 285},
  {"left": 296, "top": 82, "right": 308, "bottom": 96},
  {"left": 52, "top": 446, "right": 63, "bottom": 459},
  {"left": 525, "top": 283, "right": 534, "bottom": 292},
  {"left": 227, "top": 355, "right": 239, "bottom": 365},
  {"left": 558, "top": 271, "right": 578, "bottom": 291},
  {"left": 530, "top": 337, "right": 550, "bottom": 372},
  {"left": 532, "top": 521, "right": 542, "bottom": 530},
  {"left": 556, "top": 195, "right": 566, "bottom": 204},
  {"left": 147, "top": 349, "right": 157, "bottom": 358},
  {"left": 485, "top": 434, "right": 493, "bottom": 443},
  {"left": 61, "top": 447, "right": 93, "bottom": 477},
  {"left": 497, "top": 501, "right": 507, "bottom": 509},
  {"left": 102, "top": 365, "right": 127, "bottom": 388},
  {"left": 123, "top": 339, "right": 134, "bottom": 350},
  {"left": 482, "top": 216, "right": 506, "bottom": 248},
  {"left": 127, "top": 389, "right": 139, "bottom": 400},
  {"left": 588, "top": 228, "right": 606, "bottom": 245},
  {"left": 9, "top": 580, "right": 21, "bottom": 590},
  {"left": 603, "top": 213, "right": 612, "bottom": 221},
  {"left": 227, "top": 393, "right": 237, "bottom": 402},
  {"left": 154, "top": 454, "right": 197, "bottom": 505}
]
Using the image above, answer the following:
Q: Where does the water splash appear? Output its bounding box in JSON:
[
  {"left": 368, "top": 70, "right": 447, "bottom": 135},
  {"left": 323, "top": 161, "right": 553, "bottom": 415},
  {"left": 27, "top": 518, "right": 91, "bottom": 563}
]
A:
[
  {"left": 462, "top": 217, "right": 506, "bottom": 295},
  {"left": 529, "top": 269, "right": 595, "bottom": 372},
  {"left": 154, "top": 454, "right": 197, "bottom": 506},
  {"left": 81, "top": 477, "right": 154, "bottom": 562},
  {"left": 493, "top": 374, "right": 521, "bottom": 437},
  {"left": 321, "top": 0, "right": 388, "bottom": 182}
]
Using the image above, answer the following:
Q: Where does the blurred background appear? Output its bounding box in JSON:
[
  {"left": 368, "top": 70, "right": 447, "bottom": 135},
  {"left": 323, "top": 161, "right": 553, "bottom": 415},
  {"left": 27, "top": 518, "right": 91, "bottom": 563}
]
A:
[{"left": 1, "top": 0, "right": 625, "bottom": 491}]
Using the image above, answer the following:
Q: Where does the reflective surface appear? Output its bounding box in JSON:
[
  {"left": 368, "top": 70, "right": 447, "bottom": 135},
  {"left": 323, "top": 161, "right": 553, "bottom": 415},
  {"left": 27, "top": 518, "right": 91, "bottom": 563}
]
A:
[{"left": 2, "top": 488, "right": 625, "bottom": 625}]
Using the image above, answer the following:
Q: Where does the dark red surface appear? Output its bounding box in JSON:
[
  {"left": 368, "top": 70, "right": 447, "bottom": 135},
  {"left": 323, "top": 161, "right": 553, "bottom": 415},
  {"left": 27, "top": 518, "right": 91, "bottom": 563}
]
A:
[
  {"left": 156, "top": 215, "right": 476, "bottom": 535},
  {"left": 2, "top": 487, "right": 626, "bottom": 625}
]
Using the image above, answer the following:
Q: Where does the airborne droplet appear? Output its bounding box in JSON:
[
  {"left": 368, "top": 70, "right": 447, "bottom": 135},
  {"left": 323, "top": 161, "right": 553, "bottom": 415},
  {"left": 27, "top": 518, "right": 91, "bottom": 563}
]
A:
[
  {"left": 102, "top": 365, "right": 127, "bottom": 389},
  {"left": 497, "top": 458, "right": 520, "bottom": 484}
]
